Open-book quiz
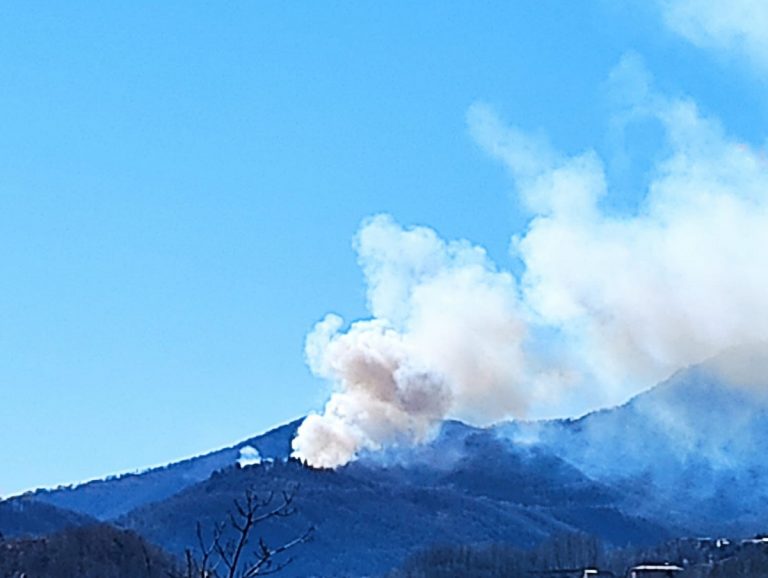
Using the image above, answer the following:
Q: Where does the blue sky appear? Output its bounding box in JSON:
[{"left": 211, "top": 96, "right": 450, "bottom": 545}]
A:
[{"left": 1, "top": 1, "right": 767, "bottom": 495}]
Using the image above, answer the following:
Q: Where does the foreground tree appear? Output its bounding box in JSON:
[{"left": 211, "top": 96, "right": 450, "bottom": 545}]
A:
[{"left": 176, "top": 485, "right": 314, "bottom": 578}]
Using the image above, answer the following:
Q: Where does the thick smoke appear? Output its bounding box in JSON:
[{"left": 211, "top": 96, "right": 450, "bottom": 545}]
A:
[
  {"left": 291, "top": 216, "right": 563, "bottom": 468},
  {"left": 292, "top": 56, "right": 768, "bottom": 468},
  {"left": 470, "top": 55, "right": 768, "bottom": 397}
]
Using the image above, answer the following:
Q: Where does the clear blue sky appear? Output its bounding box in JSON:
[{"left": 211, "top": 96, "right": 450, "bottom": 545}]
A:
[{"left": 1, "top": 1, "right": 765, "bottom": 495}]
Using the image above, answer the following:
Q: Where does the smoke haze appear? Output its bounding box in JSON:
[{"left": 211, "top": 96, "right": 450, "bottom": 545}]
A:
[
  {"left": 292, "top": 56, "right": 768, "bottom": 468},
  {"left": 291, "top": 216, "right": 555, "bottom": 468}
]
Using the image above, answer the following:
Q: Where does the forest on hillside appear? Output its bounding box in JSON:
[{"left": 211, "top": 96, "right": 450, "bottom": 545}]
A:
[
  {"left": 3, "top": 523, "right": 768, "bottom": 578},
  {"left": 0, "top": 524, "right": 177, "bottom": 578},
  {"left": 389, "top": 533, "right": 768, "bottom": 578}
]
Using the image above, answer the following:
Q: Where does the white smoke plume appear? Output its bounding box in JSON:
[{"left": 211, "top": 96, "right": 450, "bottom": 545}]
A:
[
  {"left": 291, "top": 215, "right": 565, "bottom": 468},
  {"left": 292, "top": 56, "right": 768, "bottom": 468},
  {"left": 471, "top": 55, "right": 768, "bottom": 398}
]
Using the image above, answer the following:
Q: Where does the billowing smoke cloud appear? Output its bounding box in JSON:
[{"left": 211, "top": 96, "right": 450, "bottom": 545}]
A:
[
  {"left": 292, "top": 56, "right": 768, "bottom": 468},
  {"left": 471, "top": 55, "right": 768, "bottom": 397},
  {"left": 291, "top": 216, "right": 566, "bottom": 468}
]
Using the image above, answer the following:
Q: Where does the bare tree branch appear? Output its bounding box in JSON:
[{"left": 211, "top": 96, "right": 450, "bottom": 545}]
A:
[
  {"left": 182, "top": 485, "right": 312, "bottom": 578},
  {"left": 242, "top": 526, "right": 315, "bottom": 577}
]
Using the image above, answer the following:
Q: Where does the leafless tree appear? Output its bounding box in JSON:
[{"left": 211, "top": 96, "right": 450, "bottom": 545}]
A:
[{"left": 174, "top": 486, "right": 314, "bottom": 578}]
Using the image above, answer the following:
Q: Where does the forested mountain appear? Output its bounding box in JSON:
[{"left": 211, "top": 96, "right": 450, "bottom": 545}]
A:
[
  {"left": 0, "top": 499, "right": 94, "bottom": 540},
  {"left": 117, "top": 442, "right": 666, "bottom": 577},
  {"left": 23, "top": 420, "right": 300, "bottom": 520},
  {"left": 0, "top": 524, "right": 177, "bottom": 578},
  {"left": 390, "top": 534, "right": 768, "bottom": 578},
  {"left": 4, "top": 348, "right": 768, "bottom": 576},
  {"left": 504, "top": 345, "right": 768, "bottom": 535}
]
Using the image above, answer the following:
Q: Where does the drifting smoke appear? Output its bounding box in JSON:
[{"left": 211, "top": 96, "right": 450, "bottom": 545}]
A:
[
  {"left": 292, "top": 56, "right": 768, "bottom": 468},
  {"left": 475, "top": 55, "right": 768, "bottom": 395},
  {"left": 291, "top": 216, "right": 564, "bottom": 468}
]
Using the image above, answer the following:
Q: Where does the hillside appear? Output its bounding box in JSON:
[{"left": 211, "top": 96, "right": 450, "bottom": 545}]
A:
[
  {"left": 0, "top": 498, "right": 95, "bottom": 540},
  {"left": 391, "top": 534, "right": 768, "bottom": 578},
  {"left": 505, "top": 345, "right": 768, "bottom": 534},
  {"left": 0, "top": 524, "right": 178, "bottom": 578},
  {"left": 117, "top": 428, "right": 667, "bottom": 577},
  {"left": 7, "top": 347, "right": 768, "bottom": 575},
  {"left": 25, "top": 419, "right": 300, "bottom": 520}
]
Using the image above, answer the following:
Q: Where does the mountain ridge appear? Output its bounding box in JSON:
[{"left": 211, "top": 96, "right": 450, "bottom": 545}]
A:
[
  {"left": 5, "top": 347, "right": 768, "bottom": 575},
  {"left": 19, "top": 419, "right": 301, "bottom": 520}
]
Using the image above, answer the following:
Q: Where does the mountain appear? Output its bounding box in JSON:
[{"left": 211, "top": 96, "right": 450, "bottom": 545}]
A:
[
  {"left": 0, "top": 524, "right": 178, "bottom": 578},
  {"left": 0, "top": 498, "right": 95, "bottom": 539},
  {"left": 391, "top": 534, "right": 768, "bottom": 578},
  {"left": 25, "top": 419, "right": 300, "bottom": 520},
  {"left": 112, "top": 419, "right": 670, "bottom": 577},
  {"left": 501, "top": 344, "right": 768, "bottom": 535},
  {"left": 5, "top": 419, "right": 669, "bottom": 577},
  {"left": 117, "top": 447, "right": 666, "bottom": 577},
  {"left": 8, "top": 345, "right": 768, "bottom": 576}
]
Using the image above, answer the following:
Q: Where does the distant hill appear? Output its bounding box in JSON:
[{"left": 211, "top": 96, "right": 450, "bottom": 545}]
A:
[
  {"left": 503, "top": 344, "right": 768, "bottom": 535},
  {"left": 25, "top": 419, "right": 300, "bottom": 520},
  {"left": 8, "top": 345, "right": 768, "bottom": 576},
  {"left": 391, "top": 534, "right": 768, "bottom": 578},
  {"left": 117, "top": 427, "right": 667, "bottom": 577},
  {"left": 0, "top": 498, "right": 95, "bottom": 539},
  {"left": 0, "top": 524, "right": 177, "bottom": 578}
]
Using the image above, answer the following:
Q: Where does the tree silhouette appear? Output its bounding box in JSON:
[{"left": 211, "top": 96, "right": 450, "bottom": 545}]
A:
[{"left": 175, "top": 485, "right": 313, "bottom": 578}]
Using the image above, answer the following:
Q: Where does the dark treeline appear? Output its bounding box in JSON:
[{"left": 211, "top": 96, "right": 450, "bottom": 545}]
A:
[
  {"left": 0, "top": 524, "right": 177, "bottom": 578},
  {"left": 3, "top": 519, "right": 768, "bottom": 578},
  {"left": 389, "top": 533, "right": 768, "bottom": 578}
]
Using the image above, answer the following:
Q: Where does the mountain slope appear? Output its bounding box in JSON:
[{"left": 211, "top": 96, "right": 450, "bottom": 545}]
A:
[
  {"left": 0, "top": 498, "right": 95, "bottom": 539},
  {"left": 13, "top": 345, "right": 768, "bottom": 576},
  {"left": 26, "top": 419, "right": 300, "bottom": 520},
  {"left": 117, "top": 426, "right": 667, "bottom": 578},
  {"left": 501, "top": 345, "right": 768, "bottom": 535},
  {"left": 0, "top": 524, "right": 178, "bottom": 578}
]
